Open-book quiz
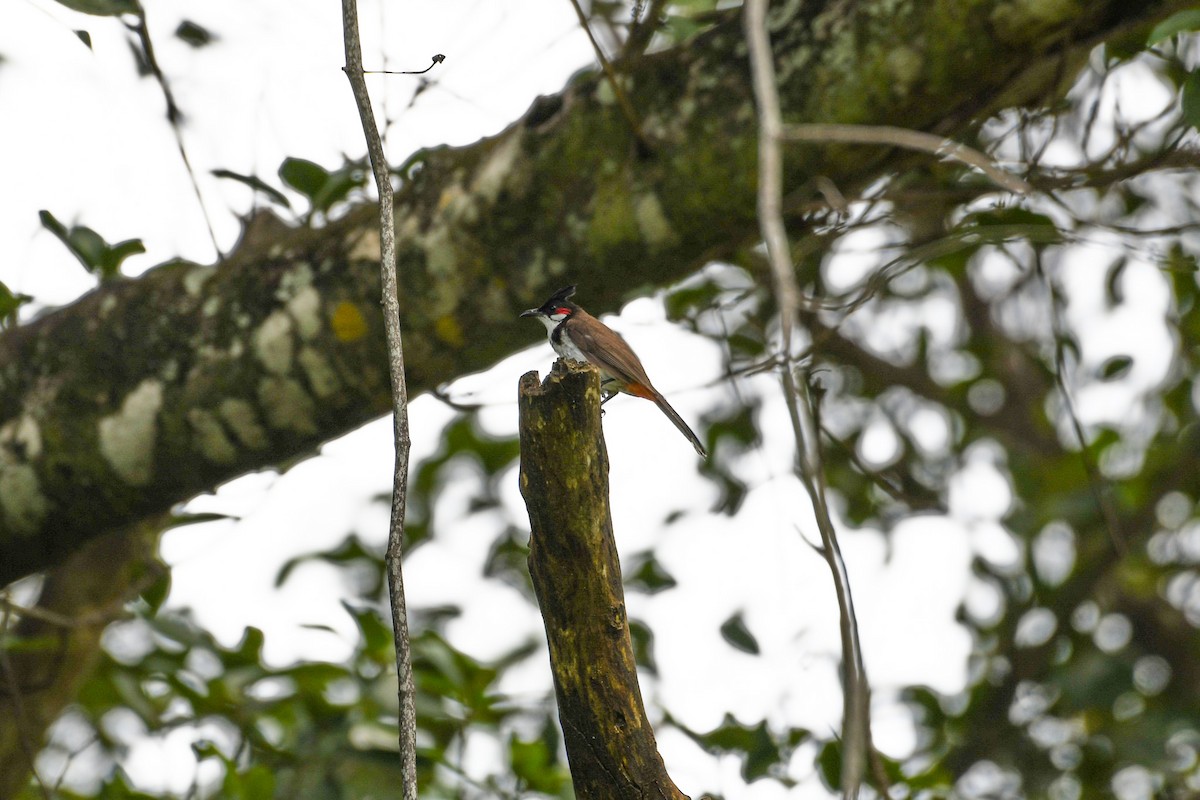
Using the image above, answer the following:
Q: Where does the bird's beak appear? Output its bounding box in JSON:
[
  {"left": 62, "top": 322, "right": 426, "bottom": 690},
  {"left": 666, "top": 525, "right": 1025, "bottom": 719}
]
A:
[{"left": 520, "top": 308, "right": 540, "bottom": 318}]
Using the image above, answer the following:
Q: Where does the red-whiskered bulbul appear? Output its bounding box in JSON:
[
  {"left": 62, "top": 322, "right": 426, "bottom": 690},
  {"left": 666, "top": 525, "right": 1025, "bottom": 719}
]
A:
[{"left": 522, "top": 285, "right": 707, "bottom": 458}]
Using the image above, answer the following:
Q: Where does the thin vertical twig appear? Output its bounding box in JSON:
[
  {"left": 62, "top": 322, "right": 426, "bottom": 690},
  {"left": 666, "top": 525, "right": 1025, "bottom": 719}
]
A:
[
  {"left": 1037, "top": 252, "right": 1126, "bottom": 554},
  {"left": 567, "top": 0, "right": 649, "bottom": 149},
  {"left": 743, "top": 3, "right": 875, "bottom": 798},
  {"left": 126, "top": 6, "right": 222, "bottom": 261},
  {"left": 780, "top": 123, "right": 1033, "bottom": 195},
  {"left": 339, "top": 4, "right": 422, "bottom": 798}
]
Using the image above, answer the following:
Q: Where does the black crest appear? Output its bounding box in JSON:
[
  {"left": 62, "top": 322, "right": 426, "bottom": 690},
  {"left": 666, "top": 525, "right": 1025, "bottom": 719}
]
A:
[
  {"left": 546, "top": 285, "right": 577, "bottom": 304},
  {"left": 532, "top": 285, "right": 579, "bottom": 316}
]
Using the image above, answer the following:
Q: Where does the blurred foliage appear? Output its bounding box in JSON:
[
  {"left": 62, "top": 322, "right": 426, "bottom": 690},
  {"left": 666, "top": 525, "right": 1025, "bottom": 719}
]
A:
[
  {"left": 277, "top": 158, "right": 370, "bottom": 224},
  {"left": 9, "top": 7, "right": 1200, "bottom": 800},
  {"left": 20, "top": 585, "right": 566, "bottom": 799},
  {"left": 654, "top": 16, "right": 1200, "bottom": 798},
  {"left": 211, "top": 169, "right": 293, "bottom": 211},
  {"left": 173, "top": 20, "right": 214, "bottom": 49},
  {"left": 209, "top": 156, "right": 375, "bottom": 226},
  {"left": 674, "top": 714, "right": 809, "bottom": 786},
  {"left": 402, "top": 414, "right": 522, "bottom": 554},
  {"left": 38, "top": 210, "right": 145, "bottom": 283},
  {"left": 0, "top": 281, "right": 33, "bottom": 329},
  {"left": 50, "top": 0, "right": 139, "bottom": 16},
  {"left": 718, "top": 611, "right": 760, "bottom": 656}
]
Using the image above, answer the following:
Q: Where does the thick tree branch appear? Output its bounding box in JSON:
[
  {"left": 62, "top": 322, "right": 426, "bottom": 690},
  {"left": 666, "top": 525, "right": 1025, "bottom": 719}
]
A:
[{"left": 0, "top": 0, "right": 1187, "bottom": 583}]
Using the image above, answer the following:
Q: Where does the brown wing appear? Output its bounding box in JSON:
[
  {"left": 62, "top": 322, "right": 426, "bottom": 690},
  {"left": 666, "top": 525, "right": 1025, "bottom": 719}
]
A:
[
  {"left": 570, "top": 310, "right": 707, "bottom": 457},
  {"left": 568, "top": 310, "right": 657, "bottom": 395}
]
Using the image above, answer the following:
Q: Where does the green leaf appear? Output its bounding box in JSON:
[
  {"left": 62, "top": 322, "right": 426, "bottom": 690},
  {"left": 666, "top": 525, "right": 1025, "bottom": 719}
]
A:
[
  {"left": 192, "top": 738, "right": 227, "bottom": 763},
  {"left": 483, "top": 527, "right": 532, "bottom": 595},
  {"left": 52, "top": 0, "right": 140, "bottom": 16},
  {"left": 1147, "top": 9, "right": 1200, "bottom": 46},
  {"left": 964, "top": 206, "right": 1058, "bottom": 231},
  {"left": 144, "top": 613, "right": 206, "bottom": 648},
  {"left": 283, "top": 662, "right": 349, "bottom": 693},
  {"left": 175, "top": 19, "right": 215, "bottom": 48},
  {"left": 628, "top": 618, "right": 658, "bottom": 675},
  {"left": 98, "top": 769, "right": 161, "bottom": 799},
  {"left": 212, "top": 169, "right": 291, "bottom": 209},
  {"left": 278, "top": 158, "right": 331, "bottom": 203},
  {"left": 664, "top": 280, "right": 722, "bottom": 320},
  {"left": 310, "top": 163, "right": 367, "bottom": 215},
  {"left": 342, "top": 602, "right": 393, "bottom": 661},
  {"left": 38, "top": 208, "right": 70, "bottom": 240},
  {"left": 719, "top": 611, "right": 760, "bottom": 655},
  {"left": 139, "top": 570, "right": 171, "bottom": 613},
  {"left": 664, "top": 16, "right": 705, "bottom": 42},
  {"left": 1098, "top": 355, "right": 1134, "bottom": 381},
  {"left": 509, "top": 722, "right": 568, "bottom": 793},
  {"left": 625, "top": 552, "right": 677, "bottom": 593},
  {"left": 69, "top": 225, "right": 108, "bottom": 267},
  {"left": 103, "top": 238, "right": 145, "bottom": 273},
  {"left": 75, "top": 29, "right": 93, "bottom": 48},
  {"left": 0, "top": 632, "right": 61, "bottom": 654},
  {"left": 231, "top": 626, "right": 266, "bottom": 666},
  {"left": 166, "top": 511, "right": 237, "bottom": 528},
  {"left": 276, "top": 534, "right": 378, "bottom": 588},
  {"left": 1104, "top": 257, "right": 1128, "bottom": 307},
  {"left": 680, "top": 715, "right": 808, "bottom": 783},
  {"left": 817, "top": 739, "right": 842, "bottom": 791},
  {"left": 1182, "top": 69, "right": 1200, "bottom": 130},
  {"left": 39, "top": 209, "right": 143, "bottom": 280},
  {"left": 111, "top": 669, "right": 161, "bottom": 723},
  {"left": 240, "top": 765, "right": 276, "bottom": 800},
  {"left": 1056, "top": 331, "right": 1081, "bottom": 368},
  {"left": 0, "top": 281, "right": 32, "bottom": 326}
]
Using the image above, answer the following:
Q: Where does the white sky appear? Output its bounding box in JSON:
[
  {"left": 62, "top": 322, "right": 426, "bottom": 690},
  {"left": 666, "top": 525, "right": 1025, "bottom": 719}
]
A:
[{"left": 2, "top": 1, "right": 1174, "bottom": 798}]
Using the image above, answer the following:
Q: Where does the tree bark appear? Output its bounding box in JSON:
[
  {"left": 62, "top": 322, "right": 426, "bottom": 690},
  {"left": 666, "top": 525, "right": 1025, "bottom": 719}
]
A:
[{"left": 519, "top": 360, "right": 686, "bottom": 800}]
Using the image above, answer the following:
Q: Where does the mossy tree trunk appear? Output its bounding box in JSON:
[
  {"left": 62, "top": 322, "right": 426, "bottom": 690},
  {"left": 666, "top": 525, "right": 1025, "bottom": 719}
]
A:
[{"left": 519, "top": 360, "right": 687, "bottom": 800}]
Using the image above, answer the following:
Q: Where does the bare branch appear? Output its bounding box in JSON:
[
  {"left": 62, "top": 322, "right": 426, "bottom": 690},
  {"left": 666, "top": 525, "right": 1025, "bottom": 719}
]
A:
[
  {"left": 126, "top": 6, "right": 223, "bottom": 260},
  {"left": 364, "top": 53, "right": 445, "bottom": 75},
  {"left": 782, "top": 122, "right": 1033, "bottom": 195},
  {"left": 1037, "top": 250, "right": 1126, "bottom": 554},
  {"left": 339, "top": 4, "right": 418, "bottom": 798},
  {"left": 744, "top": 3, "right": 876, "bottom": 798},
  {"left": 567, "top": 0, "right": 649, "bottom": 150}
]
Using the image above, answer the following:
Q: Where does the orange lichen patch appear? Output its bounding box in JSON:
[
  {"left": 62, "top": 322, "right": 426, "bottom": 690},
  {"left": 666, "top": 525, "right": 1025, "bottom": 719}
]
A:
[{"left": 331, "top": 301, "right": 368, "bottom": 342}]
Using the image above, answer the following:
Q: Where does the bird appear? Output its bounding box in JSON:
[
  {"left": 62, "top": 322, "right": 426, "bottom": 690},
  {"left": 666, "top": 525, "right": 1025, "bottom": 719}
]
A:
[{"left": 521, "top": 285, "right": 707, "bottom": 458}]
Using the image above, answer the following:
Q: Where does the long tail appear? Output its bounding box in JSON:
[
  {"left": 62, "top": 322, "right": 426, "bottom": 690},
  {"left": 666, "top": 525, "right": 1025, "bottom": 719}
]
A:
[{"left": 650, "top": 392, "right": 707, "bottom": 458}]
